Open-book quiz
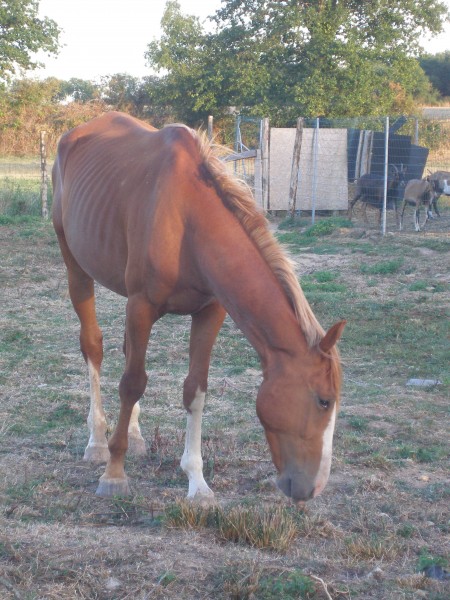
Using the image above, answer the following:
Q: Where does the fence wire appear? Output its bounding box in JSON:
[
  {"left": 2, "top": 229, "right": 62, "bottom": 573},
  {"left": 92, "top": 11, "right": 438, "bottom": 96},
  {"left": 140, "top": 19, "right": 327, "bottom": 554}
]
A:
[{"left": 1, "top": 115, "right": 449, "bottom": 230}]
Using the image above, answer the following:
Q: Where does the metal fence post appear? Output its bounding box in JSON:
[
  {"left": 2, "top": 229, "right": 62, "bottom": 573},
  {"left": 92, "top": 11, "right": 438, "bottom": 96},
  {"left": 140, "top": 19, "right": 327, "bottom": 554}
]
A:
[
  {"left": 311, "top": 117, "right": 319, "bottom": 224},
  {"left": 40, "top": 131, "right": 48, "bottom": 220},
  {"left": 261, "top": 118, "right": 270, "bottom": 211},
  {"left": 382, "top": 117, "right": 389, "bottom": 236}
]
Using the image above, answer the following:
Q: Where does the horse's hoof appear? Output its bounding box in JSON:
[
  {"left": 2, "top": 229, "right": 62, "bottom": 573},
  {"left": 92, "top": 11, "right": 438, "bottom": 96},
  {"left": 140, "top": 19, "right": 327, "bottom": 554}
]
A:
[
  {"left": 187, "top": 489, "right": 215, "bottom": 507},
  {"left": 128, "top": 435, "right": 147, "bottom": 456},
  {"left": 96, "top": 475, "right": 131, "bottom": 497},
  {"left": 83, "top": 444, "right": 110, "bottom": 463}
]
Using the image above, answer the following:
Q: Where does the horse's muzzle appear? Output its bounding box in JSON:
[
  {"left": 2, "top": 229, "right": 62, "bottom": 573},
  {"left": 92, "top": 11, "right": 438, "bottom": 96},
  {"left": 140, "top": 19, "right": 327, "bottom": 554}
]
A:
[{"left": 276, "top": 472, "right": 315, "bottom": 502}]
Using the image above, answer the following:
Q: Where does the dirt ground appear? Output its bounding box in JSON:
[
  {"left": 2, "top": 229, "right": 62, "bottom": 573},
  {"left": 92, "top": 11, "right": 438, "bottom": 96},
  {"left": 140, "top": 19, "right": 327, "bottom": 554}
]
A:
[{"left": 0, "top": 202, "right": 448, "bottom": 599}]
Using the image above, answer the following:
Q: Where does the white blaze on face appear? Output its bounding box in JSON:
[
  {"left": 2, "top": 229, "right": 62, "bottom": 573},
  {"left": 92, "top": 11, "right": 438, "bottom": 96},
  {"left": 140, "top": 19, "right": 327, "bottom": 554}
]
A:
[{"left": 313, "top": 405, "right": 337, "bottom": 497}]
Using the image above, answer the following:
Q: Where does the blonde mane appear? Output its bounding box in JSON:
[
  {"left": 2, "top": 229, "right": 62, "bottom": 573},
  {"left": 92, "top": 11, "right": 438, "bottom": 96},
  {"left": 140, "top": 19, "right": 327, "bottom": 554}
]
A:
[{"left": 194, "top": 131, "right": 326, "bottom": 349}]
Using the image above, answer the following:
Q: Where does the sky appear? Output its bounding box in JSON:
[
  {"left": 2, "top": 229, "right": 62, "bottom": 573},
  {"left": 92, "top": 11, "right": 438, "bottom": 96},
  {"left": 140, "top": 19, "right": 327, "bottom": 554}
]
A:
[
  {"left": 33, "top": 0, "right": 450, "bottom": 82},
  {"left": 34, "top": 0, "right": 222, "bottom": 81}
]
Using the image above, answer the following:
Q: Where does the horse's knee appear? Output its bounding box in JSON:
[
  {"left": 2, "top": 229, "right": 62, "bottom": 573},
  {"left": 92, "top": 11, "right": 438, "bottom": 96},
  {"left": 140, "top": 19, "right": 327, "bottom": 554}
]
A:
[
  {"left": 80, "top": 328, "right": 103, "bottom": 367},
  {"left": 119, "top": 370, "right": 148, "bottom": 403},
  {"left": 183, "top": 375, "right": 207, "bottom": 410}
]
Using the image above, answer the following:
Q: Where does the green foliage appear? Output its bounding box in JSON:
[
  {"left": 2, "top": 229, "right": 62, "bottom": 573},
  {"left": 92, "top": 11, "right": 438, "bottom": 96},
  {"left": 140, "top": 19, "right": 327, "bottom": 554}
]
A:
[
  {"left": 304, "top": 217, "right": 352, "bottom": 237},
  {"left": 146, "top": 0, "right": 449, "bottom": 123},
  {"left": 0, "top": 0, "right": 61, "bottom": 82},
  {"left": 360, "top": 258, "right": 404, "bottom": 275},
  {"left": 258, "top": 571, "right": 316, "bottom": 599},
  {"left": 417, "top": 548, "right": 448, "bottom": 571},
  {"left": 420, "top": 51, "right": 450, "bottom": 98}
]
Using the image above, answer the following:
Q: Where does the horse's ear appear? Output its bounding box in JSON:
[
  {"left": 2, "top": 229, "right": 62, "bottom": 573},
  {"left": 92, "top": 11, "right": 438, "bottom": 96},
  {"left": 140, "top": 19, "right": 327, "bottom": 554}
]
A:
[{"left": 319, "top": 320, "right": 346, "bottom": 353}]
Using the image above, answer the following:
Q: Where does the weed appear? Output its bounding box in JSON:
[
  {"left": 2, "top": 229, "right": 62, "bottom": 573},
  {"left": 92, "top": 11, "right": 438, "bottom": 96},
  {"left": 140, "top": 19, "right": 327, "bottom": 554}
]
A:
[
  {"left": 343, "top": 534, "right": 399, "bottom": 561},
  {"left": 360, "top": 258, "right": 404, "bottom": 275},
  {"left": 214, "top": 504, "right": 298, "bottom": 551},
  {"left": 258, "top": 570, "right": 316, "bottom": 599},
  {"left": 164, "top": 500, "right": 211, "bottom": 529},
  {"left": 157, "top": 570, "right": 177, "bottom": 587},
  {"left": 214, "top": 563, "right": 317, "bottom": 600},
  {"left": 397, "top": 523, "right": 416, "bottom": 538},
  {"left": 303, "top": 217, "right": 352, "bottom": 237},
  {"left": 165, "top": 501, "right": 298, "bottom": 552},
  {"left": 347, "top": 416, "right": 370, "bottom": 431},
  {"left": 417, "top": 549, "right": 448, "bottom": 572}
]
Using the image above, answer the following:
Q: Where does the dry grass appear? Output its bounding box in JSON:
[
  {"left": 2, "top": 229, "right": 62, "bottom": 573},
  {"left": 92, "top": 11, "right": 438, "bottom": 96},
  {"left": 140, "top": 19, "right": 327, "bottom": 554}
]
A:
[{"left": 1, "top": 209, "right": 449, "bottom": 599}]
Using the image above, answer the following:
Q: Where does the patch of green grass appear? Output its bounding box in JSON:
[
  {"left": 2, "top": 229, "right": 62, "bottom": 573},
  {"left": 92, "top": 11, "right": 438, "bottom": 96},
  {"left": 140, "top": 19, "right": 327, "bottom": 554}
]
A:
[
  {"left": 397, "top": 523, "right": 417, "bottom": 538},
  {"left": 312, "top": 270, "right": 337, "bottom": 282},
  {"left": 214, "top": 563, "right": 317, "bottom": 600},
  {"left": 303, "top": 217, "right": 353, "bottom": 237},
  {"left": 276, "top": 217, "right": 351, "bottom": 254},
  {"left": 408, "top": 280, "right": 447, "bottom": 293},
  {"left": 390, "top": 444, "right": 447, "bottom": 463},
  {"left": 5, "top": 478, "right": 45, "bottom": 503},
  {"left": 257, "top": 570, "right": 316, "bottom": 599},
  {"left": 157, "top": 571, "right": 177, "bottom": 587},
  {"left": 360, "top": 258, "right": 404, "bottom": 275},
  {"left": 347, "top": 416, "right": 370, "bottom": 431},
  {"left": 417, "top": 548, "right": 448, "bottom": 571}
]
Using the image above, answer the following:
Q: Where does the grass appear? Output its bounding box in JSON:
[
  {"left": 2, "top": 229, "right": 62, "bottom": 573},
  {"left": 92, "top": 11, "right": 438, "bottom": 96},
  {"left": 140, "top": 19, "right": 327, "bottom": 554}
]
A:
[
  {"left": 165, "top": 501, "right": 299, "bottom": 552},
  {"left": 0, "top": 212, "right": 449, "bottom": 599}
]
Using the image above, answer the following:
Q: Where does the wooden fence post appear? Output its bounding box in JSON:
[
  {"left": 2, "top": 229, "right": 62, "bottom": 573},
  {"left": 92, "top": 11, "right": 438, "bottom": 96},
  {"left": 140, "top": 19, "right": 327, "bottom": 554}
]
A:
[
  {"left": 40, "top": 131, "right": 48, "bottom": 220},
  {"left": 288, "top": 117, "right": 303, "bottom": 216},
  {"left": 261, "top": 118, "right": 270, "bottom": 211}
]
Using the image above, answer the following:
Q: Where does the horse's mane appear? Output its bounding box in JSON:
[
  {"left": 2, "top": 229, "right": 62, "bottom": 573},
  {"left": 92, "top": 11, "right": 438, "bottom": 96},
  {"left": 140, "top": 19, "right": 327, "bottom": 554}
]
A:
[{"left": 194, "top": 130, "right": 327, "bottom": 350}]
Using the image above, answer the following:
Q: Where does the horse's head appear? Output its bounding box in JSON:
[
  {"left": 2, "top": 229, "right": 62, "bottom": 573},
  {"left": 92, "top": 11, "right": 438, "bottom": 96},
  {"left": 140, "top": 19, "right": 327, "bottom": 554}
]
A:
[{"left": 256, "top": 320, "right": 345, "bottom": 502}]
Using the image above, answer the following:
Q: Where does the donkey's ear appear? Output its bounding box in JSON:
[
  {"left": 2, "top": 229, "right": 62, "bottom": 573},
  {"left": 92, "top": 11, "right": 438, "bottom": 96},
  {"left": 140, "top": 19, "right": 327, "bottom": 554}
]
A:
[{"left": 319, "top": 320, "right": 346, "bottom": 353}]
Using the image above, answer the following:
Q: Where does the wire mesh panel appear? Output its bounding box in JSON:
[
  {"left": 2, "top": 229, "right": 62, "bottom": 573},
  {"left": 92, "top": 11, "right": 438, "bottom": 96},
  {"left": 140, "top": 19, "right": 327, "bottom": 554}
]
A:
[{"left": 0, "top": 159, "right": 46, "bottom": 218}]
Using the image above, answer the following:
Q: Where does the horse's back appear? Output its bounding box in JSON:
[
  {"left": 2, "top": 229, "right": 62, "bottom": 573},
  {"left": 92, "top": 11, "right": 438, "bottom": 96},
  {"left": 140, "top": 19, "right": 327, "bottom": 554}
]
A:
[{"left": 52, "top": 112, "right": 214, "bottom": 305}]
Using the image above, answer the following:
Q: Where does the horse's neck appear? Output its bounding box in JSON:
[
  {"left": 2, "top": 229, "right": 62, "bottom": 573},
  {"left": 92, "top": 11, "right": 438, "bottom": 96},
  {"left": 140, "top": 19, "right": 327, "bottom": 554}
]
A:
[{"left": 194, "top": 212, "right": 307, "bottom": 370}]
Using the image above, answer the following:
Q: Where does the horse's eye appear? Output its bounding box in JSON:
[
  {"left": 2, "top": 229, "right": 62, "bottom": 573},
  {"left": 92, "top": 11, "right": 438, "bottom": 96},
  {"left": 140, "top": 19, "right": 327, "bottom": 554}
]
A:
[{"left": 318, "top": 398, "right": 330, "bottom": 410}]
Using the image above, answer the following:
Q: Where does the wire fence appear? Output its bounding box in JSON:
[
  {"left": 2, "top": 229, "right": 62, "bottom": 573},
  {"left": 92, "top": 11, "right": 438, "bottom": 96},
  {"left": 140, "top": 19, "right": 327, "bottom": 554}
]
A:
[{"left": 1, "top": 115, "right": 449, "bottom": 232}]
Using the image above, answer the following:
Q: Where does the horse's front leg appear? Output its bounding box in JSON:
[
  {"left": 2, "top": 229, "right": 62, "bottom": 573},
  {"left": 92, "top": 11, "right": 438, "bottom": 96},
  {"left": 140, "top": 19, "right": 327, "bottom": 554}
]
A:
[
  {"left": 122, "top": 332, "right": 146, "bottom": 456},
  {"left": 181, "top": 302, "right": 226, "bottom": 503},
  {"left": 96, "top": 296, "right": 155, "bottom": 497}
]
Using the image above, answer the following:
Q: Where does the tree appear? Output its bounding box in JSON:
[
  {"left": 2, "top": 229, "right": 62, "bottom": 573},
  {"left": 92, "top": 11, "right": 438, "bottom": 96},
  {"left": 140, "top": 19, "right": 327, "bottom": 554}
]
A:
[
  {"left": 420, "top": 51, "right": 450, "bottom": 98},
  {"left": 146, "top": 0, "right": 449, "bottom": 123},
  {"left": 145, "top": 1, "right": 221, "bottom": 123},
  {"left": 0, "top": 0, "right": 60, "bottom": 82},
  {"left": 57, "top": 78, "right": 100, "bottom": 104}
]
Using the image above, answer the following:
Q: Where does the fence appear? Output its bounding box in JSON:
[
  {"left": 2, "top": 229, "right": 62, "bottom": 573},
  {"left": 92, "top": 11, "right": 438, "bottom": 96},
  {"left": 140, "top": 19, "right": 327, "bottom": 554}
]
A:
[
  {"left": 1, "top": 116, "right": 449, "bottom": 233},
  {"left": 222, "top": 114, "right": 450, "bottom": 233}
]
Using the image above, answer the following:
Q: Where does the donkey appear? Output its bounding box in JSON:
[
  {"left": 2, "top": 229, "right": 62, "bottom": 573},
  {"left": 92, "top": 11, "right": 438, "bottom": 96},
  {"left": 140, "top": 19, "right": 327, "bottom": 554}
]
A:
[
  {"left": 428, "top": 170, "right": 450, "bottom": 212},
  {"left": 399, "top": 177, "right": 437, "bottom": 232},
  {"left": 348, "top": 165, "right": 407, "bottom": 226}
]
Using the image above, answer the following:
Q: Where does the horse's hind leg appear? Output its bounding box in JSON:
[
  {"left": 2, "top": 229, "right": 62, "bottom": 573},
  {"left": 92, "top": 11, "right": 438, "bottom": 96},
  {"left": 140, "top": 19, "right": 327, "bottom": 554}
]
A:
[
  {"left": 56, "top": 234, "right": 109, "bottom": 463},
  {"left": 97, "top": 295, "right": 156, "bottom": 497},
  {"left": 181, "top": 301, "right": 226, "bottom": 503}
]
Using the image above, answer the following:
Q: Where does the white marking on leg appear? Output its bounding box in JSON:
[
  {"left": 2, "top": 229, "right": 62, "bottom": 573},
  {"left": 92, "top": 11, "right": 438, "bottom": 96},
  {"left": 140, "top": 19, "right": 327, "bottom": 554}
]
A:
[
  {"left": 84, "top": 359, "right": 109, "bottom": 462},
  {"left": 127, "top": 401, "right": 146, "bottom": 455},
  {"left": 180, "top": 388, "right": 214, "bottom": 500},
  {"left": 313, "top": 405, "right": 337, "bottom": 497}
]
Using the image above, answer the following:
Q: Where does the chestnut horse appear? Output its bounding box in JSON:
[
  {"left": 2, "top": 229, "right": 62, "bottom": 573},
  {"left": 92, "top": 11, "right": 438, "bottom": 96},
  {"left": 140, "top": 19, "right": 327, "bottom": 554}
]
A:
[{"left": 52, "top": 112, "right": 345, "bottom": 502}]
